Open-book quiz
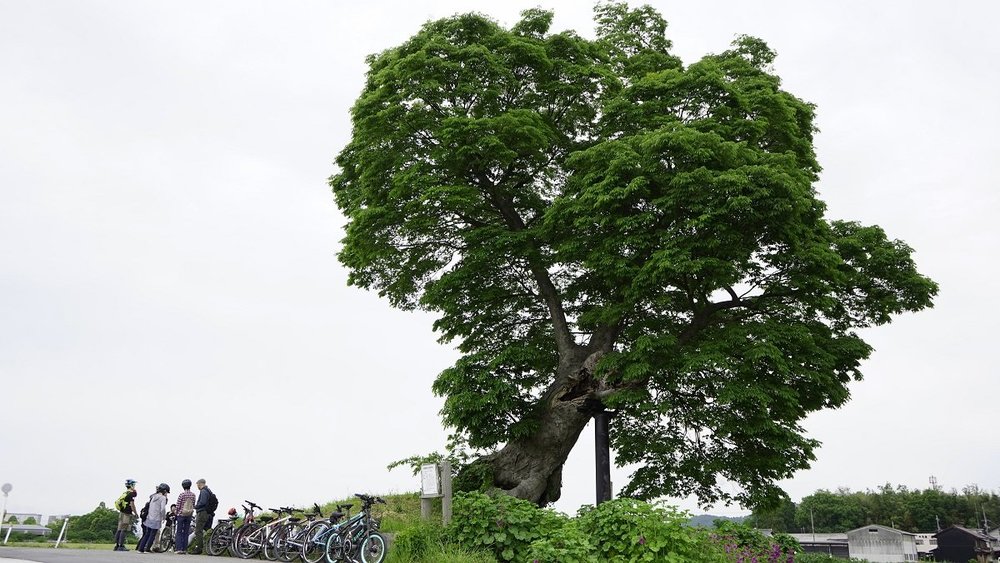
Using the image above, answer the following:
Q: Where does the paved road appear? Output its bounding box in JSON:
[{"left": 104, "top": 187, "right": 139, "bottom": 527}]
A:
[{"left": 0, "top": 547, "right": 214, "bottom": 563}]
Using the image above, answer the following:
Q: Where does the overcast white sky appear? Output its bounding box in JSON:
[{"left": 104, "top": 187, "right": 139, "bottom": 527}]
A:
[{"left": 1, "top": 0, "right": 998, "bottom": 522}]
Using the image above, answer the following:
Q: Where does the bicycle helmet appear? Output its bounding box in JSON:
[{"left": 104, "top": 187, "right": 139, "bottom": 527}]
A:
[
  {"left": 156, "top": 483, "right": 170, "bottom": 493},
  {"left": 181, "top": 479, "right": 192, "bottom": 489},
  {"left": 228, "top": 507, "right": 238, "bottom": 517},
  {"left": 125, "top": 479, "right": 137, "bottom": 488}
]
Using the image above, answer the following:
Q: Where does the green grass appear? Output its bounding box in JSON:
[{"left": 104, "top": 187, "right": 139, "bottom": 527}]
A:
[
  {"left": 317, "top": 491, "right": 430, "bottom": 532},
  {"left": 0, "top": 541, "right": 116, "bottom": 549},
  {"left": 385, "top": 543, "right": 496, "bottom": 563}
]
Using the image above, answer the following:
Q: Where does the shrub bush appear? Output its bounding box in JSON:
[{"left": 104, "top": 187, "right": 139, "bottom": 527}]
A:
[
  {"left": 711, "top": 519, "right": 798, "bottom": 562},
  {"left": 576, "top": 499, "right": 725, "bottom": 562},
  {"left": 449, "top": 492, "right": 567, "bottom": 561},
  {"left": 524, "top": 520, "right": 597, "bottom": 563}
]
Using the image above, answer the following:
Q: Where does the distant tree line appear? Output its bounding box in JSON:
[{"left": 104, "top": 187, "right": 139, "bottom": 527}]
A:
[{"left": 747, "top": 484, "right": 1000, "bottom": 533}]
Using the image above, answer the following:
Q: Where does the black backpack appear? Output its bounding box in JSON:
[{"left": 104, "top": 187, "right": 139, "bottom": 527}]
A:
[
  {"left": 206, "top": 488, "right": 219, "bottom": 513},
  {"left": 140, "top": 500, "right": 150, "bottom": 520}
]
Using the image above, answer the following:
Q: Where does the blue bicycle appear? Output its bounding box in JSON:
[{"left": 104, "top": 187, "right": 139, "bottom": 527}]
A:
[{"left": 316, "top": 494, "right": 386, "bottom": 563}]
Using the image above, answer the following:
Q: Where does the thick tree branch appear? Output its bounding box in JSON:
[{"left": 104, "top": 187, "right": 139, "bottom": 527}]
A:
[{"left": 476, "top": 172, "right": 577, "bottom": 357}]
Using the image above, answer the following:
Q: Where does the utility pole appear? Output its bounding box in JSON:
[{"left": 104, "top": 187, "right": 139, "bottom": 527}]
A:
[
  {"left": 580, "top": 397, "right": 613, "bottom": 505},
  {"left": 594, "top": 409, "right": 612, "bottom": 505},
  {"left": 811, "top": 508, "right": 816, "bottom": 543},
  {"left": 0, "top": 483, "right": 11, "bottom": 541}
]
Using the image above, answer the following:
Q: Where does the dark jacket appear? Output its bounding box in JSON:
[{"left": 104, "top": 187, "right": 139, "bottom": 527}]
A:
[{"left": 194, "top": 487, "right": 213, "bottom": 513}]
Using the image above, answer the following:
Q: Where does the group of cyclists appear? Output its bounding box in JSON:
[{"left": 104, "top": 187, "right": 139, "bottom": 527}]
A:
[{"left": 113, "top": 477, "right": 218, "bottom": 554}]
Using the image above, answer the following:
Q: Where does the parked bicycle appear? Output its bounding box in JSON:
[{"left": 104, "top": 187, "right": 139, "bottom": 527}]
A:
[
  {"left": 323, "top": 494, "right": 387, "bottom": 563},
  {"left": 234, "top": 505, "right": 301, "bottom": 559},
  {"left": 270, "top": 503, "right": 325, "bottom": 562},
  {"left": 206, "top": 506, "right": 242, "bottom": 557},
  {"left": 299, "top": 504, "right": 354, "bottom": 563},
  {"left": 153, "top": 511, "right": 176, "bottom": 553}
]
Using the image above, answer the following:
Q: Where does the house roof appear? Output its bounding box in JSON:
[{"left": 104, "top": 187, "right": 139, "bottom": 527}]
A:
[
  {"left": 5, "top": 524, "right": 51, "bottom": 534},
  {"left": 847, "top": 524, "right": 916, "bottom": 536},
  {"left": 935, "top": 525, "right": 994, "bottom": 541},
  {"left": 789, "top": 533, "right": 848, "bottom": 543}
]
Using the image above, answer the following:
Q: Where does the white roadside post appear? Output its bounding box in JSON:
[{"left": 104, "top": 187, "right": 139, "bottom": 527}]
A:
[{"left": 55, "top": 518, "right": 69, "bottom": 548}]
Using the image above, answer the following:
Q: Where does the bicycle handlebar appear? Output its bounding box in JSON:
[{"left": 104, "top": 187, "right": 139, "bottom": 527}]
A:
[{"left": 353, "top": 493, "right": 386, "bottom": 506}]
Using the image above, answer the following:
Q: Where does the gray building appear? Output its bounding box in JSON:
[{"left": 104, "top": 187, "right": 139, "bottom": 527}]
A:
[
  {"left": 846, "top": 524, "right": 918, "bottom": 562},
  {"left": 3, "top": 524, "right": 51, "bottom": 536},
  {"left": 788, "top": 533, "right": 850, "bottom": 558},
  {"left": 914, "top": 533, "right": 939, "bottom": 556},
  {"left": 4, "top": 512, "right": 42, "bottom": 525}
]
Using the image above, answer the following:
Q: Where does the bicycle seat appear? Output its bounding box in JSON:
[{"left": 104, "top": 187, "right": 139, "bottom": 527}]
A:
[
  {"left": 289, "top": 517, "right": 301, "bottom": 523},
  {"left": 330, "top": 511, "right": 345, "bottom": 523}
]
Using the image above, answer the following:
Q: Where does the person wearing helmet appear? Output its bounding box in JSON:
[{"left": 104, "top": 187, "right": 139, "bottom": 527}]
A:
[
  {"left": 137, "top": 483, "right": 170, "bottom": 553},
  {"left": 173, "top": 479, "right": 196, "bottom": 554},
  {"left": 113, "top": 479, "right": 138, "bottom": 551}
]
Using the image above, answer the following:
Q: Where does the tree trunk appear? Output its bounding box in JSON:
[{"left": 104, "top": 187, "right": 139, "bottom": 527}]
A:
[
  {"left": 488, "top": 398, "right": 593, "bottom": 505},
  {"left": 473, "top": 349, "right": 608, "bottom": 505}
]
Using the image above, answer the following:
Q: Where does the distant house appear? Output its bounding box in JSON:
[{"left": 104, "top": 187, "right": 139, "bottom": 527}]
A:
[
  {"left": 846, "top": 524, "right": 918, "bottom": 562},
  {"left": 788, "top": 533, "right": 850, "bottom": 558},
  {"left": 913, "top": 533, "right": 938, "bottom": 557},
  {"left": 932, "top": 525, "right": 1000, "bottom": 563}
]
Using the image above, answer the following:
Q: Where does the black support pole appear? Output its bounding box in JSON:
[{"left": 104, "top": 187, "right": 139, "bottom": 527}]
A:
[{"left": 594, "top": 410, "right": 612, "bottom": 505}]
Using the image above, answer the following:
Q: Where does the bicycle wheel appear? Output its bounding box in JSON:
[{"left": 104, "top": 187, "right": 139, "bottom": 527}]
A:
[
  {"left": 356, "top": 531, "right": 386, "bottom": 563},
  {"left": 264, "top": 524, "right": 290, "bottom": 561},
  {"left": 278, "top": 523, "right": 305, "bottom": 562},
  {"left": 206, "top": 523, "right": 232, "bottom": 556},
  {"left": 157, "top": 525, "right": 175, "bottom": 553},
  {"left": 301, "top": 521, "right": 330, "bottom": 563},
  {"left": 235, "top": 523, "right": 264, "bottom": 559},
  {"left": 324, "top": 529, "right": 349, "bottom": 563}
]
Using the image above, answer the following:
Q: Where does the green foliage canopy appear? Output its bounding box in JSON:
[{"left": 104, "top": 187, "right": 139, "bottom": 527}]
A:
[
  {"left": 332, "top": 2, "right": 937, "bottom": 507},
  {"left": 765, "top": 484, "right": 1000, "bottom": 533},
  {"left": 66, "top": 505, "right": 118, "bottom": 542}
]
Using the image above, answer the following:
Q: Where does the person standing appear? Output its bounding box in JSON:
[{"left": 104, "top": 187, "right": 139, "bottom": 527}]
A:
[
  {"left": 113, "top": 479, "right": 138, "bottom": 552},
  {"left": 186, "top": 478, "right": 216, "bottom": 555},
  {"left": 173, "top": 479, "right": 196, "bottom": 554},
  {"left": 137, "top": 483, "right": 169, "bottom": 553}
]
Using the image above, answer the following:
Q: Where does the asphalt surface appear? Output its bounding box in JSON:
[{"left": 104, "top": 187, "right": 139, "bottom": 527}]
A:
[{"left": 0, "top": 547, "right": 215, "bottom": 563}]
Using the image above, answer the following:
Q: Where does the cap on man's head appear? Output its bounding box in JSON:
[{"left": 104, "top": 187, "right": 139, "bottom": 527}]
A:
[{"left": 196, "top": 479, "right": 206, "bottom": 486}]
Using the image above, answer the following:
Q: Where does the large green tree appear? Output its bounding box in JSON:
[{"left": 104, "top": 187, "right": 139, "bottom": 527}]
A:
[
  {"left": 332, "top": 3, "right": 937, "bottom": 507},
  {"left": 66, "top": 505, "right": 118, "bottom": 542}
]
